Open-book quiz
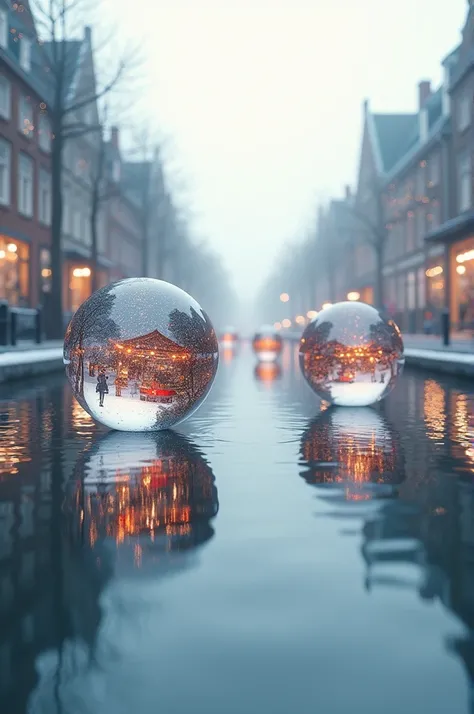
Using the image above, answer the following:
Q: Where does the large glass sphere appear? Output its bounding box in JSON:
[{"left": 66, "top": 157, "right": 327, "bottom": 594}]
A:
[
  {"left": 252, "top": 324, "right": 283, "bottom": 362},
  {"left": 64, "top": 278, "right": 219, "bottom": 431},
  {"left": 299, "top": 301, "right": 404, "bottom": 407}
]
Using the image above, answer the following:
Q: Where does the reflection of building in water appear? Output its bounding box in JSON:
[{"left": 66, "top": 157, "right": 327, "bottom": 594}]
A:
[
  {"left": 300, "top": 407, "right": 405, "bottom": 501},
  {"left": 66, "top": 431, "right": 219, "bottom": 575},
  {"left": 0, "top": 402, "right": 34, "bottom": 477},
  {"left": 0, "top": 391, "right": 67, "bottom": 714},
  {"left": 360, "top": 462, "right": 474, "bottom": 712}
]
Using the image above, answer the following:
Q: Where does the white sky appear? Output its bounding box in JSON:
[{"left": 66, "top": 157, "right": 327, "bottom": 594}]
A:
[{"left": 102, "top": 0, "right": 467, "bottom": 297}]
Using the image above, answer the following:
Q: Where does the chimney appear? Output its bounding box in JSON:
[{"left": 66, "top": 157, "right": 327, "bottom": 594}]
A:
[
  {"left": 111, "top": 126, "right": 119, "bottom": 149},
  {"left": 84, "top": 26, "right": 92, "bottom": 43},
  {"left": 363, "top": 98, "right": 369, "bottom": 116},
  {"left": 418, "top": 80, "right": 431, "bottom": 109},
  {"left": 345, "top": 185, "right": 351, "bottom": 200}
]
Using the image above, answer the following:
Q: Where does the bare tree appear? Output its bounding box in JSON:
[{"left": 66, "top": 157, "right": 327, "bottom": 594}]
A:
[
  {"left": 342, "top": 178, "right": 388, "bottom": 309},
  {"left": 32, "top": 0, "right": 137, "bottom": 337}
]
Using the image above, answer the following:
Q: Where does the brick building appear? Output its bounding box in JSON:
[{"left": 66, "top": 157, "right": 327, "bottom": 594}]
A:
[
  {"left": 346, "top": 1, "right": 474, "bottom": 335},
  {"left": 0, "top": 0, "right": 52, "bottom": 309}
]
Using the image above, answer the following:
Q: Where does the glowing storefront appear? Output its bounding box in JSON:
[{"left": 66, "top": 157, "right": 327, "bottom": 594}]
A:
[
  {"left": 0, "top": 236, "right": 29, "bottom": 305},
  {"left": 426, "top": 214, "right": 474, "bottom": 332}
]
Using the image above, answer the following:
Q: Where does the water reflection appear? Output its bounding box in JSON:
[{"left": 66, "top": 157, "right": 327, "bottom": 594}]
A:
[
  {"left": 28, "top": 430, "right": 218, "bottom": 713},
  {"left": 254, "top": 362, "right": 281, "bottom": 384},
  {"left": 300, "top": 407, "right": 406, "bottom": 502},
  {"left": 66, "top": 430, "right": 219, "bottom": 576}
]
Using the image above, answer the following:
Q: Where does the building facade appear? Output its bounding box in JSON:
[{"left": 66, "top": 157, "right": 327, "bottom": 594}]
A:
[{"left": 0, "top": 0, "right": 52, "bottom": 310}]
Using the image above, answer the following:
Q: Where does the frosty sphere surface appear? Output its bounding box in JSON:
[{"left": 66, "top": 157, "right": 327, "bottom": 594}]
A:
[
  {"left": 252, "top": 324, "right": 283, "bottom": 362},
  {"left": 63, "top": 278, "right": 219, "bottom": 431},
  {"left": 299, "top": 301, "right": 404, "bottom": 407}
]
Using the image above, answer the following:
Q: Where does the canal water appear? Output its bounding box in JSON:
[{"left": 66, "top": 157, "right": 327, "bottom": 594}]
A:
[{"left": 1, "top": 341, "right": 474, "bottom": 714}]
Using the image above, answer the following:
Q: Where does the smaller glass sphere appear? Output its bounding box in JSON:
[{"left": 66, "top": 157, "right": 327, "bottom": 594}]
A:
[
  {"left": 220, "top": 326, "right": 239, "bottom": 347},
  {"left": 299, "top": 301, "right": 404, "bottom": 407},
  {"left": 63, "top": 278, "right": 219, "bottom": 431},
  {"left": 252, "top": 324, "right": 283, "bottom": 362}
]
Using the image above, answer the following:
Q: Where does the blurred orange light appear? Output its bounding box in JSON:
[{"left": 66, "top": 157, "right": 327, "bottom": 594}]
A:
[
  {"left": 307, "top": 310, "right": 318, "bottom": 319},
  {"left": 322, "top": 302, "right": 332, "bottom": 310},
  {"left": 274, "top": 321, "right": 282, "bottom": 330},
  {"left": 282, "top": 318, "right": 291, "bottom": 328},
  {"left": 280, "top": 293, "right": 290, "bottom": 302},
  {"left": 347, "top": 292, "right": 360, "bottom": 301}
]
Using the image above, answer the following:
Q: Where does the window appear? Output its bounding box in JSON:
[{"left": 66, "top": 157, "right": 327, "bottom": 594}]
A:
[
  {"left": 427, "top": 152, "right": 440, "bottom": 187},
  {"left": 0, "top": 139, "right": 11, "bottom": 206},
  {"left": 416, "top": 207, "right": 425, "bottom": 248},
  {"left": 0, "top": 75, "right": 10, "bottom": 120},
  {"left": 40, "top": 248, "right": 51, "bottom": 295},
  {"left": 398, "top": 274, "right": 405, "bottom": 311},
  {"left": 407, "top": 272, "right": 416, "bottom": 310},
  {"left": 0, "top": 238, "right": 29, "bottom": 306},
  {"left": 417, "top": 267, "right": 425, "bottom": 308},
  {"left": 112, "top": 159, "right": 120, "bottom": 183},
  {"left": 415, "top": 166, "right": 424, "bottom": 196},
  {"left": 19, "top": 38, "right": 31, "bottom": 73},
  {"left": 18, "top": 95, "right": 34, "bottom": 137},
  {"left": 0, "top": 8, "right": 7, "bottom": 50},
  {"left": 38, "top": 114, "right": 51, "bottom": 152},
  {"left": 38, "top": 169, "right": 51, "bottom": 225},
  {"left": 73, "top": 205, "right": 81, "bottom": 239},
  {"left": 18, "top": 153, "right": 33, "bottom": 217},
  {"left": 458, "top": 151, "right": 471, "bottom": 213},
  {"left": 406, "top": 212, "right": 415, "bottom": 252},
  {"left": 457, "top": 92, "right": 471, "bottom": 132}
]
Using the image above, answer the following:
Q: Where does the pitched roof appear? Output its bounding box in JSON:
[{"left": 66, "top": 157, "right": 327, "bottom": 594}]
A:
[
  {"left": 42, "top": 39, "right": 82, "bottom": 102},
  {"left": 371, "top": 113, "right": 418, "bottom": 173}
]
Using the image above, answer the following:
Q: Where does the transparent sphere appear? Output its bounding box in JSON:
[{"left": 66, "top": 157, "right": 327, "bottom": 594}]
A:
[
  {"left": 252, "top": 324, "right": 283, "bottom": 362},
  {"left": 64, "top": 278, "right": 219, "bottom": 431},
  {"left": 220, "top": 325, "right": 239, "bottom": 347},
  {"left": 299, "top": 301, "right": 404, "bottom": 407}
]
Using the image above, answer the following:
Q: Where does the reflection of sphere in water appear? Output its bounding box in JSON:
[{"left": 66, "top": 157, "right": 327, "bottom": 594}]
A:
[
  {"left": 66, "top": 430, "right": 219, "bottom": 577},
  {"left": 299, "top": 302, "right": 404, "bottom": 407},
  {"left": 254, "top": 362, "right": 281, "bottom": 383},
  {"left": 63, "top": 278, "right": 219, "bottom": 431},
  {"left": 252, "top": 325, "right": 283, "bottom": 363},
  {"left": 300, "top": 407, "right": 405, "bottom": 499}
]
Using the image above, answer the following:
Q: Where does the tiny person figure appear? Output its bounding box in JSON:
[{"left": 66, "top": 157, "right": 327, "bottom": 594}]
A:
[{"left": 96, "top": 370, "right": 108, "bottom": 407}]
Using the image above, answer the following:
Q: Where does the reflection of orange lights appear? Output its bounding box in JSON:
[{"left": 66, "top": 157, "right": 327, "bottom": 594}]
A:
[
  {"left": 255, "top": 362, "right": 280, "bottom": 383},
  {"left": 423, "top": 380, "right": 445, "bottom": 442},
  {"left": 307, "top": 310, "right": 318, "bottom": 319},
  {"left": 274, "top": 322, "right": 282, "bottom": 330},
  {"left": 302, "top": 421, "right": 397, "bottom": 500},
  {"left": 223, "top": 348, "right": 234, "bottom": 362},
  {"left": 322, "top": 302, "right": 332, "bottom": 310},
  {"left": 254, "top": 337, "right": 282, "bottom": 352},
  {"left": 282, "top": 319, "right": 291, "bottom": 328},
  {"left": 280, "top": 293, "right": 289, "bottom": 302}
]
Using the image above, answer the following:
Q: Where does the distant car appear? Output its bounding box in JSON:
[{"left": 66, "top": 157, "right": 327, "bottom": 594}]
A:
[{"left": 139, "top": 382, "right": 177, "bottom": 403}]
